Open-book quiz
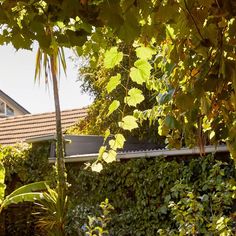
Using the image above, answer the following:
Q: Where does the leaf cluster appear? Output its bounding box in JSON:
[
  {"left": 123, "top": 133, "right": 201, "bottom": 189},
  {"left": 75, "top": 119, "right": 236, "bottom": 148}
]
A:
[{"left": 66, "top": 154, "right": 236, "bottom": 235}]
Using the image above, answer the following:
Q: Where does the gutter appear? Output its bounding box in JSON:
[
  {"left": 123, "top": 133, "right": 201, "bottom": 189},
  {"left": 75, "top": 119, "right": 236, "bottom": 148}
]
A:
[{"left": 48, "top": 145, "right": 228, "bottom": 163}]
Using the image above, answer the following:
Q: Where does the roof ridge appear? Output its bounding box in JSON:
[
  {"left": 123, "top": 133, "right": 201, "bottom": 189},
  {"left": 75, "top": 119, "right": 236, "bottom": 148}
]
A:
[{"left": 0, "top": 107, "right": 88, "bottom": 122}]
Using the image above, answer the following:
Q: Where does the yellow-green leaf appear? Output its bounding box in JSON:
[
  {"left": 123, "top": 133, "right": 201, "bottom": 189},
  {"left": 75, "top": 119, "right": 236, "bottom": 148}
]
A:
[
  {"left": 109, "top": 133, "right": 125, "bottom": 150},
  {"left": 136, "top": 46, "right": 156, "bottom": 60},
  {"left": 124, "top": 88, "right": 144, "bottom": 107},
  {"left": 104, "top": 47, "right": 123, "bottom": 69},
  {"left": 0, "top": 162, "right": 5, "bottom": 203},
  {"left": 119, "top": 115, "right": 138, "bottom": 131},
  {"left": 106, "top": 73, "right": 121, "bottom": 93},
  {"left": 91, "top": 162, "right": 103, "bottom": 172},
  {"left": 103, "top": 150, "right": 117, "bottom": 163},
  {"left": 107, "top": 100, "right": 120, "bottom": 116},
  {"left": 130, "top": 59, "right": 151, "bottom": 85}
]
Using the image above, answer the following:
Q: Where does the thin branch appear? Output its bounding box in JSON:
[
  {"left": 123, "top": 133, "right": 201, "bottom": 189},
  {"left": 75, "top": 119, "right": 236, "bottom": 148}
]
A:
[{"left": 183, "top": 0, "right": 205, "bottom": 41}]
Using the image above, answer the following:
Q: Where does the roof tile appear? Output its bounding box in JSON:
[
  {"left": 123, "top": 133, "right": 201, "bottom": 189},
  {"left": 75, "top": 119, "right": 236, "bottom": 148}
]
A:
[{"left": 0, "top": 108, "right": 87, "bottom": 145}]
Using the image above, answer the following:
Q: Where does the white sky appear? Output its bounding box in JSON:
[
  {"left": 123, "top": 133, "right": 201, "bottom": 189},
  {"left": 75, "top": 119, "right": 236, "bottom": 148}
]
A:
[{"left": 0, "top": 44, "right": 92, "bottom": 114}]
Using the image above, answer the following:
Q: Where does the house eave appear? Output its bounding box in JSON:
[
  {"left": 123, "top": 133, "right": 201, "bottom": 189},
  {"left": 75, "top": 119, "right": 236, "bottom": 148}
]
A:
[{"left": 48, "top": 145, "right": 228, "bottom": 163}]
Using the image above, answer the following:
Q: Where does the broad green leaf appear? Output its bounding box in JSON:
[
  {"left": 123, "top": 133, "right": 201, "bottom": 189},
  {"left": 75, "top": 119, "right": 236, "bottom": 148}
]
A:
[
  {"left": 109, "top": 133, "right": 125, "bottom": 150},
  {"left": 130, "top": 59, "right": 151, "bottom": 85},
  {"left": 136, "top": 46, "right": 156, "bottom": 60},
  {"left": 104, "top": 47, "right": 123, "bottom": 69},
  {"left": 91, "top": 162, "right": 103, "bottom": 173},
  {"left": 6, "top": 181, "right": 48, "bottom": 200},
  {"left": 117, "top": 7, "right": 140, "bottom": 42},
  {"left": 103, "top": 150, "right": 117, "bottom": 163},
  {"left": 164, "top": 115, "right": 178, "bottom": 129},
  {"left": 106, "top": 73, "right": 121, "bottom": 93},
  {"left": 124, "top": 88, "right": 144, "bottom": 107},
  {"left": 119, "top": 115, "right": 138, "bottom": 131},
  {"left": 1, "top": 192, "right": 44, "bottom": 212},
  {"left": 107, "top": 100, "right": 120, "bottom": 117}
]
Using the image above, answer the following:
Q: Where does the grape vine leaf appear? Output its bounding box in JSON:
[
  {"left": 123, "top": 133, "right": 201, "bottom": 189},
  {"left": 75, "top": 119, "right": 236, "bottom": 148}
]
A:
[
  {"left": 91, "top": 162, "right": 103, "bottom": 172},
  {"left": 124, "top": 88, "right": 144, "bottom": 107},
  {"left": 104, "top": 47, "right": 123, "bottom": 69},
  {"left": 109, "top": 133, "right": 125, "bottom": 150},
  {"left": 130, "top": 59, "right": 151, "bottom": 84},
  {"left": 107, "top": 100, "right": 120, "bottom": 116},
  {"left": 136, "top": 46, "right": 156, "bottom": 60},
  {"left": 119, "top": 115, "right": 138, "bottom": 131},
  {"left": 103, "top": 150, "right": 117, "bottom": 163},
  {"left": 106, "top": 73, "right": 121, "bottom": 93}
]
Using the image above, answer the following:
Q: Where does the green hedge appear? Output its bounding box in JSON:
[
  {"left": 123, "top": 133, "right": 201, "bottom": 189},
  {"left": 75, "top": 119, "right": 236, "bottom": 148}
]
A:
[
  {"left": 0, "top": 143, "right": 54, "bottom": 235},
  {"left": 67, "top": 155, "right": 236, "bottom": 235},
  {"left": 1, "top": 143, "right": 236, "bottom": 235}
]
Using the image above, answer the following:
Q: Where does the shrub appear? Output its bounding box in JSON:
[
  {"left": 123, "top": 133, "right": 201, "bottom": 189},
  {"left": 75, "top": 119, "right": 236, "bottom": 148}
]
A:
[{"left": 67, "top": 155, "right": 236, "bottom": 235}]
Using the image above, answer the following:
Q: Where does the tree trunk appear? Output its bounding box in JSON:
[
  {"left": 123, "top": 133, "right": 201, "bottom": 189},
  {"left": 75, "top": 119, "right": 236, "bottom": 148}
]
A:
[{"left": 50, "top": 55, "right": 67, "bottom": 235}]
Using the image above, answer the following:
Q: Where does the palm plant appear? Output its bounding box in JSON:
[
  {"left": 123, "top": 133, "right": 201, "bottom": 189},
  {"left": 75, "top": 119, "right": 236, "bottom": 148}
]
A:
[
  {"left": 34, "top": 186, "right": 68, "bottom": 236},
  {"left": 0, "top": 25, "right": 68, "bottom": 235},
  {"left": 33, "top": 25, "right": 68, "bottom": 235}
]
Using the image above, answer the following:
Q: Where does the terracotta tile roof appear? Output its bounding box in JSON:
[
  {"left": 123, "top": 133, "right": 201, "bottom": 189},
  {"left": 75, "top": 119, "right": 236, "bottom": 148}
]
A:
[{"left": 0, "top": 108, "right": 87, "bottom": 145}]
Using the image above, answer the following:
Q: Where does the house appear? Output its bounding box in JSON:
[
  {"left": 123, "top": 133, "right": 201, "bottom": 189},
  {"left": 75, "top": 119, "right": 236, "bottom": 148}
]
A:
[
  {"left": 0, "top": 90, "right": 229, "bottom": 162},
  {"left": 0, "top": 108, "right": 87, "bottom": 145},
  {"left": 0, "top": 90, "right": 30, "bottom": 118}
]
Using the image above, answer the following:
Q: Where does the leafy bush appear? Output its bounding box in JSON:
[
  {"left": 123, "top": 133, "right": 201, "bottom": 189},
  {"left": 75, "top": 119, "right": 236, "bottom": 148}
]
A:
[
  {"left": 67, "top": 155, "right": 236, "bottom": 235},
  {"left": 0, "top": 143, "right": 54, "bottom": 235}
]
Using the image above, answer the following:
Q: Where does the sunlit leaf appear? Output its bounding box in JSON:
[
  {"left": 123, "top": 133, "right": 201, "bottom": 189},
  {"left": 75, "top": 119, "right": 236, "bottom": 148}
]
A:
[
  {"left": 124, "top": 88, "right": 144, "bottom": 107},
  {"left": 107, "top": 100, "right": 120, "bottom": 116},
  {"left": 103, "top": 150, "right": 117, "bottom": 163},
  {"left": 0, "top": 162, "right": 5, "bottom": 203},
  {"left": 136, "top": 46, "right": 156, "bottom": 60},
  {"left": 106, "top": 73, "right": 121, "bottom": 93},
  {"left": 109, "top": 133, "right": 125, "bottom": 150},
  {"left": 119, "top": 115, "right": 138, "bottom": 131},
  {"left": 98, "top": 146, "right": 106, "bottom": 160},
  {"left": 130, "top": 59, "right": 151, "bottom": 85},
  {"left": 91, "top": 162, "right": 103, "bottom": 172},
  {"left": 104, "top": 47, "right": 123, "bottom": 69}
]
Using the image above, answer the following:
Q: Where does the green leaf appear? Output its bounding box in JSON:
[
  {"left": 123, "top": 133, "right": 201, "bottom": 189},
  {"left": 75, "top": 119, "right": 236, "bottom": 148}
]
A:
[
  {"left": 107, "top": 100, "right": 120, "bottom": 117},
  {"left": 136, "top": 46, "right": 156, "bottom": 60},
  {"left": 103, "top": 150, "right": 117, "bottom": 163},
  {"left": 119, "top": 115, "right": 138, "bottom": 131},
  {"left": 91, "top": 162, "right": 103, "bottom": 172},
  {"left": 104, "top": 129, "right": 110, "bottom": 141},
  {"left": 109, "top": 133, "right": 125, "bottom": 150},
  {"left": 6, "top": 181, "right": 48, "bottom": 200},
  {"left": 164, "top": 115, "right": 178, "bottom": 129},
  {"left": 117, "top": 6, "right": 140, "bottom": 42},
  {"left": 130, "top": 59, "right": 152, "bottom": 85},
  {"left": 104, "top": 47, "right": 123, "bottom": 69},
  {"left": 0, "top": 162, "right": 5, "bottom": 203},
  {"left": 106, "top": 73, "right": 121, "bottom": 93},
  {"left": 98, "top": 146, "right": 107, "bottom": 160},
  {"left": 1, "top": 192, "right": 44, "bottom": 212},
  {"left": 124, "top": 88, "right": 144, "bottom": 107}
]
